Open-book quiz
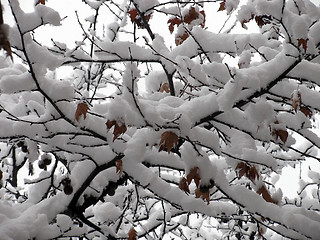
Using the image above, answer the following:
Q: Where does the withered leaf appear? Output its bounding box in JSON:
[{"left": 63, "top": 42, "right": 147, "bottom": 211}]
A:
[
  {"left": 236, "top": 162, "right": 260, "bottom": 183},
  {"left": 186, "top": 167, "right": 200, "bottom": 187},
  {"left": 106, "top": 119, "right": 127, "bottom": 141},
  {"left": 241, "top": 14, "right": 255, "bottom": 29},
  {"left": 160, "top": 82, "right": 170, "bottom": 93},
  {"left": 106, "top": 120, "right": 116, "bottom": 130},
  {"left": 195, "top": 188, "right": 210, "bottom": 204},
  {"left": 247, "top": 166, "right": 259, "bottom": 183},
  {"left": 128, "top": 9, "right": 138, "bottom": 23},
  {"left": 75, "top": 102, "right": 89, "bottom": 122},
  {"left": 257, "top": 185, "right": 277, "bottom": 204},
  {"left": 218, "top": 1, "right": 226, "bottom": 12},
  {"left": 115, "top": 159, "right": 123, "bottom": 175},
  {"left": 255, "top": 15, "right": 272, "bottom": 28},
  {"left": 179, "top": 177, "right": 190, "bottom": 194},
  {"left": 35, "top": 0, "right": 45, "bottom": 5},
  {"left": 0, "top": 24, "right": 13, "bottom": 61},
  {"left": 159, "top": 131, "right": 178, "bottom": 154},
  {"left": 128, "top": 9, "right": 151, "bottom": 28},
  {"left": 299, "top": 106, "right": 312, "bottom": 118},
  {"left": 236, "top": 162, "right": 248, "bottom": 180},
  {"left": 167, "top": 17, "right": 182, "bottom": 33},
  {"left": 277, "top": 129, "right": 288, "bottom": 144},
  {"left": 290, "top": 91, "right": 301, "bottom": 112},
  {"left": 183, "top": 7, "right": 199, "bottom": 24},
  {"left": 271, "top": 121, "right": 288, "bottom": 144},
  {"left": 128, "top": 227, "right": 137, "bottom": 240},
  {"left": 298, "top": 38, "right": 308, "bottom": 52},
  {"left": 175, "top": 31, "right": 189, "bottom": 46},
  {"left": 200, "top": 10, "right": 206, "bottom": 28}
]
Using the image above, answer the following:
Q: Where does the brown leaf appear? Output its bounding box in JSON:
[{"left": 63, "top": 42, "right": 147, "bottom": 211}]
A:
[
  {"left": 106, "top": 119, "right": 127, "bottom": 141},
  {"left": 175, "top": 31, "right": 189, "bottom": 46},
  {"left": 298, "top": 38, "right": 308, "bottom": 52},
  {"left": 278, "top": 129, "right": 288, "bottom": 144},
  {"left": 271, "top": 122, "right": 288, "bottom": 144},
  {"left": 115, "top": 159, "right": 123, "bottom": 175},
  {"left": 195, "top": 188, "right": 210, "bottom": 204},
  {"left": 167, "top": 17, "right": 182, "bottom": 33},
  {"left": 113, "top": 123, "right": 127, "bottom": 141},
  {"left": 0, "top": 24, "right": 13, "bottom": 61},
  {"left": 2, "top": 40, "right": 12, "bottom": 60},
  {"left": 160, "top": 83, "right": 170, "bottom": 93},
  {"left": 35, "top": 0, "right": 45, "bottom": 5},
  {"left": 186, "top": 167, "right": 200, "bottom": 187},
  {"left": 200, "top": 10, "right": 206, "bottom": 28},
  {"left": 218, "top": 1, "right": 226, "bottom": 11},
  {"left": 75, "top": 102, "right": 89, "bottom": 122},
  {"left": 299, "top": 106, "right": 312, "bottom": 118},
  {"left": 236, "top": 162, "right": 249, "bottom": 179},
  {"left": 106, "top": 120, "right": 116, "bottom": 130},
  {"left": 128, "top": 9, "right": 138, "bottom": 23},
  {"left": 183, "top": 7, "right": 199, "bottom": 24},
  {"left": 247, "top": 166, "right": 259, "bottom": 183},
  {"left": 159, "top": 131, "right": 178, "bottom": 154},
  {"left": 290, "top": 91, "right": 301, "bottom": 112},
  {"left": 128, "top": 9, "right": 152, "bottom": 28},
  {"left": 128, "top": 227, "right": 137, "bottom": 240},
  {"left": 241, "top": 14, "right": 254, "bottom": 29},
  {"left": 255, "top": 15, "right": 272, "bottom": 28},
  {"left": 257, "top": 185, "right": 277, "bottom": 204},
  {"left": 179, "top": 177, "right": 190, "bottom": 194},
  {"left": 201, "top": 190, "right": 210, "bottom": 205}
]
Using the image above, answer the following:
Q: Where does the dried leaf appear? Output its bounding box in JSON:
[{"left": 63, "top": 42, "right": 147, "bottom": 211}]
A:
[
  {"left": 278, "top": 129, "right": 288, "bottom": 144},
  {"left": 202, "top": 190, "right": 210, "bottom": 205},
  {"left": 128, "top": 9, "right": 151, "bottom": 28},
  {"left": 236, "top": 162, "right": 248, "bottom": 179},
  {"left": 183, "top": 7, "right": 199, "bottom": 24},
  {"left": 160, "top": 83, "right": 170, "bottom": 93},
  {"left": 175, "top": 31, "right": 189, "bottom": 46},
  {"left": 200, "top": 10, "right": 206, "bottom": 28},
  {"left": 300, "top": 106, "right": 312, "bottom": 118},
  {"left": 35, "top": 0, "right": 45, "bottom": 5},
  {"left": 167, "top": 17, "right": 182, "bottom": 33},
  {"left": 218, "top": 1, "right": 226, "bottom": 11},
  {"left": 106, "top": 119, "right": 127, "bottom": 141},
  {"left": 247, "top": 166, "right": 259, "bottom": 183},
  {"left": 290, "top": 91, "right": 301, "bottom": 112},
  {"left": 186, "top": 167, "right": 200, "bottom": 187},
  {"left": 255, "top": 15, "right": 272, "bottom": 28},
  {"left": 113, "top": 123, "right": 127, "bottom": 141},
  {"left": 257, "top": 185, "right": 277, "bottom": 204},
  {"left": 128, "top": 9, "right": 138, "bottom": 23},
  {"left": 115, "top": 159, "right": 123, "bottom": 175},
  {"left": 128, "top": 228, "right": 137, "bottom": 240},
  {"left": 75, "top": 102, "right": 89, "bottom": 122},
  {"left": 298, "top": 38, "right": 308, "bottom": 52},
  {"left": 240, "top": 14, "right": 254, "bottom": 29},
  {"left": 271, "top": 122, "right": 288, "bottom": 144},
  {"left": 106, "top": 120, "right": 117, "bottom": 131},
  {"left": 195, "top": 188, "right": 201, "bottom": 198},
  {"left": 0, "top": 24, "right": 13, "bottom": 60},
  {"left": 159, "top": 131, "right": 178, "bottom": 154},
  {"left": 179, "top": 177, "right": 190, "bottom": 194},
  {"left": 195, "top": 188, "right": 210, "bottom": 204}
]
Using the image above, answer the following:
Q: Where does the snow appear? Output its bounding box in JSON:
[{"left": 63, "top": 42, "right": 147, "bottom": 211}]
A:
[
  {"left": 92, "top": 201, "right": 121, "bottom": 223},
  {"left": 1, "top": 0, "right": 320, "bottom": 239}
]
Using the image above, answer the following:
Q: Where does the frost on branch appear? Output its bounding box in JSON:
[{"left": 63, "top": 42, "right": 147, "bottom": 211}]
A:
[{"left": 1, "top": 0, "right": 320, "bottom": 239}]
